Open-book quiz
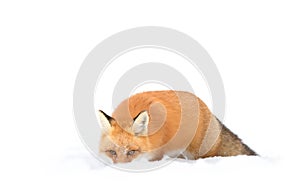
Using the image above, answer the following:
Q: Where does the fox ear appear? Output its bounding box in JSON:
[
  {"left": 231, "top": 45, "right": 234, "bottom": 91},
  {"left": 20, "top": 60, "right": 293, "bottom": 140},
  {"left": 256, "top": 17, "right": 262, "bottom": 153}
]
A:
[
  {"left": 98, "top": 110, "right": 115, "bottom": 132},
  {"left": 131, "top": 111, "right": 149, "bottom": 136}
]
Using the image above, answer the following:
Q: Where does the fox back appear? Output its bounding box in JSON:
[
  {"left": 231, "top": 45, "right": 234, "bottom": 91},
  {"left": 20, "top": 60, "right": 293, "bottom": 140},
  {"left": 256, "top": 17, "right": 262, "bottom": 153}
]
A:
[{"left": 98, "top": 90, "right": 256, "bottom": 163}]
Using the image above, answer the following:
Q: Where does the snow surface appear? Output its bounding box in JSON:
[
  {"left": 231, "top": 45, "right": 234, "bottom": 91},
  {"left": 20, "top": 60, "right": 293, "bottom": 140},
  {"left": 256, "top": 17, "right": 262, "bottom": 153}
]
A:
[
  {"left": 1, "top": 1, "right": 300, "bottom": 195},
  {"left": 54, "top": 147, "right": 294, "bottom": 195}
]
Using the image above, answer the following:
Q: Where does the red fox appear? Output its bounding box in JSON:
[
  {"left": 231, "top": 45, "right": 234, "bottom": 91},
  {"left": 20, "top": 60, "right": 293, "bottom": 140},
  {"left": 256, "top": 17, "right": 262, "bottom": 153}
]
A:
[{"left": 98, "top": 90, "right": 256, "bottom": 163}]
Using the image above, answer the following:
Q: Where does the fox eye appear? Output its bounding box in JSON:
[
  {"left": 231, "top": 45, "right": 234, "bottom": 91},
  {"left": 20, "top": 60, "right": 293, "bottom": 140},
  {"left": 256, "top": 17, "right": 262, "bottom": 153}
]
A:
[
  {"left": 127, "top": 150, "right": 136, "bottom": 156},
  {"left": 107, "top": 150, "right": 117, "bottom": 156}
]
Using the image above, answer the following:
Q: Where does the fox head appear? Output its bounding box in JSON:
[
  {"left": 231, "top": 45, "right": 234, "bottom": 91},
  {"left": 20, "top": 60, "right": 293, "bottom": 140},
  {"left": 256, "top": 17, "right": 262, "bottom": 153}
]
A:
[{"left": 98, "top": 110, "right": 150, "bottom": 163}]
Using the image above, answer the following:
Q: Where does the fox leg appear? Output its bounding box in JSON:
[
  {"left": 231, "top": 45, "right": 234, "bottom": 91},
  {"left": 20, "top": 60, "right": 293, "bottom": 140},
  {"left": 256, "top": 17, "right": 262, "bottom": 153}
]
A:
[{"left": 148, "top": 151, "right": 164, "bottom": 161}]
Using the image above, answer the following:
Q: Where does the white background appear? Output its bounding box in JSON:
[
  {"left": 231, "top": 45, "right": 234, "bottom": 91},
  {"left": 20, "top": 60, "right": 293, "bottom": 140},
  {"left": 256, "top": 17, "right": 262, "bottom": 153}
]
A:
[
  {"left": 94, "top": 47, "right": 213, "bottom": 117},
  {"left": 1, "top": 1, "right": 300, "bottom": 194}
]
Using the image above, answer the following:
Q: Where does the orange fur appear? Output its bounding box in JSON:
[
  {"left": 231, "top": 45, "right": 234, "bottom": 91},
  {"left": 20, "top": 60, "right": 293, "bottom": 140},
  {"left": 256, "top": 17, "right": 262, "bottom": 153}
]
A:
[{"left": 99, "top": 90, "right": 256, "bottom": 163}]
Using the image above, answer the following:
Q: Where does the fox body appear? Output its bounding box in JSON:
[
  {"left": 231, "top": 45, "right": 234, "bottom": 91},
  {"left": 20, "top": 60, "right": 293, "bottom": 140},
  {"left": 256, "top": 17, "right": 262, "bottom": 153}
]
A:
[{"left": 98, "top": 90, "right": 256, "bottom": 163}]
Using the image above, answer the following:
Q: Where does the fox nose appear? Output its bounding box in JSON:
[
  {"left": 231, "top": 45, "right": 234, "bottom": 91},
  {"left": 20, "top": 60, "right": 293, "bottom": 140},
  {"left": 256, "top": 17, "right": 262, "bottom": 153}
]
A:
[{"left": 114, "top": 156, "right": 132, "bottom": 163}]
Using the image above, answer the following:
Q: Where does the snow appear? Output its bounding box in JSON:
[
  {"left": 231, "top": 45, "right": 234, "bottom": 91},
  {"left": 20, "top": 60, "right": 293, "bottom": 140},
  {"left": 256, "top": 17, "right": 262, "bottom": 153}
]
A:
[
  {"left": 54, "top": 148, "right": 292, "bottom": 195},
  {"left": 1, "top": 1, "right": 300, "bottom": 195}
]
